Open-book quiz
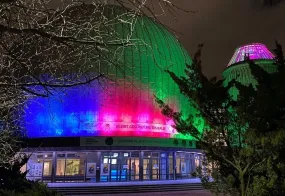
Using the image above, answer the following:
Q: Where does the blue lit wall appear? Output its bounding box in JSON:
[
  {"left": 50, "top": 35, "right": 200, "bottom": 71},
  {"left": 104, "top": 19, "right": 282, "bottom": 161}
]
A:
[{"left": 24, "top": 85, "right": 101, "bottom": 137}]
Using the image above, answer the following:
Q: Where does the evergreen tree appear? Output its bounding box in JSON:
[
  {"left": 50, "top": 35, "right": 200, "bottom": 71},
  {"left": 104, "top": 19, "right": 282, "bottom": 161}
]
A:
[
  {"left": 0, "top": 154, "right": 31, "bottom": 192},
  {"left": 157, "top": 42, "right": 285, "bottom": 196}
]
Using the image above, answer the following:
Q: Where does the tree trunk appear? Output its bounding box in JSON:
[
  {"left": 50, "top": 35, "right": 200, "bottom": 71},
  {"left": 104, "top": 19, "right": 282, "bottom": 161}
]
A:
[{"left": 239, "top": 172, "right": 246, "bottom": 196}]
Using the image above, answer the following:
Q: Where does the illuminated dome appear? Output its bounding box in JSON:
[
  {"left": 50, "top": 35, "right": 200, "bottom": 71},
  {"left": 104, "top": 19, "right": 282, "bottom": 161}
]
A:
[
  {"left": 20, "top": 5, "right": 204, "bottom": 184},
  {"left": 24, "top": 5, "right": 202, "bottom": 140},
  {"left": 227, "top": 43, "right": 275, "bottom": 67},
  {"left": 223, "top": 43, "right": 277, "bottom": 99}
]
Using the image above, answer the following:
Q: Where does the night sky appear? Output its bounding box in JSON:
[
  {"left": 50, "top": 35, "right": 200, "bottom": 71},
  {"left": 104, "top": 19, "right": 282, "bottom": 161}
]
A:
[{"left": 160, "top": 0, "right": 285, "bottom": 78}]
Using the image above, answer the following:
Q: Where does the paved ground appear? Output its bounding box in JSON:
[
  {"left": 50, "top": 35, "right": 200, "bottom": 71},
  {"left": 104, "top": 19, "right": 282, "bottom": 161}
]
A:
[
  {"left": 48, "top": 179, "right": 202, "bottom": 187},
  {"left": 79, "top": 190, "right": 214, "bottom": 196},
  {"left": 48, "top": 179, "right": 215, "bottom": 196}
]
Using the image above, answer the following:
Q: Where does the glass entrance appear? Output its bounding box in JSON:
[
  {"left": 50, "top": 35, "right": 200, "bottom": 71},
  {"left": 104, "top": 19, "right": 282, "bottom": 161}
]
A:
[
  {"left": 100, "top": 152, "right": 140, "bottom": 182},
  {"left": 121, "top": 156, "right": 139, "bottom": 181},
  {"left": 152, "top": 158, "right": 159, "bottom": 180},
  {"left": 43, "top": 159, "right": 52, "bottom": 179},
  {"left": 130, "top": 158, "right": 139, "bottom": 180},
  {"left": 100, "top": 152, "right": 127, "bottom": 182},
  {"left": 129, "top": 152, "right": 140, "bottom": 181},
  {"left": 110, "top": 156, "right": 120, "bottom": 181},
  {"left": 160, "top": 153, "right": 167, "bottom": 180},
  {"left": 143, "top": 152, "right": 168, "bottom": 180},
  {"left": 143, "top": 158, "right": 151, "bottom": 180},
  {"left": 121, "top": 155, "right": 130, "bottom": 181}
]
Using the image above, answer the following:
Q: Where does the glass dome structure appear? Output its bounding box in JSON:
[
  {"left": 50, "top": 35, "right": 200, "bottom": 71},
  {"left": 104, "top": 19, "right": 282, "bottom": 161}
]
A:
[
  {"left": 223, "top": 43, "right": 277, "bottom": 99},
  {"left": 227, "top": 43, "right": 275, "bottom": 67},
  {"left": 24, "top": 5, "right": 204, "bottom": 140}
]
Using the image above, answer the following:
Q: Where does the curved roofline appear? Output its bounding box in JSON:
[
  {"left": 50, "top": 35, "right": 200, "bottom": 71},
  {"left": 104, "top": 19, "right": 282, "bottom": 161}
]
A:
[
  {"left": 223, "top": 59, "right": 275, "bottom": 76},
  {"left": 227, "top": 58, "right": 274, "bottom": 67},
  {"left": 227, "top": 43, "right": 275, "bottom": 67},
  {"left": 235, "top": 42, "right": 266, "bottom": 49}
]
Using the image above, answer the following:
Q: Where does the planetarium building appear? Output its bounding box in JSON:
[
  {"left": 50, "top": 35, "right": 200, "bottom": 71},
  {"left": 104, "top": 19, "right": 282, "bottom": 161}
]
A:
[{"left": 21, "top": 5, "right": 204, "bottom": 183}]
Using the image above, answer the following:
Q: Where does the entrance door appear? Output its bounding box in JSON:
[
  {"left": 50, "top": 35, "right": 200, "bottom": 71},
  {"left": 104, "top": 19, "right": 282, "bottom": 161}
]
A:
[
  {"left": 110, "top": 156, "right": 139, "bottom": 181},
  {"left": 130, "top": 158, "right": 139, "bottom": 180},
  {"left": 160, "top": 157, "right": 167, "bottom": 180},
  {"left": 121, "top": 152, "right": 140, "bottom": 181},
  {"left": 152, "top": 158, "right": 160, "bottom": 180},
  {"left": 43, "top": 159, "right": 52, "bottom": 181},
  {"left": 110, "top": 157, "right": 120, "bottom": 182},
  {"left": 121, "top": 157, "right": 130, "bottom": 181},
  {"left": 101, "top": 153, "right": 122, "bottom": 182},
  {"left": 143, "top": 159, "right": 151, "bottom": 180}
]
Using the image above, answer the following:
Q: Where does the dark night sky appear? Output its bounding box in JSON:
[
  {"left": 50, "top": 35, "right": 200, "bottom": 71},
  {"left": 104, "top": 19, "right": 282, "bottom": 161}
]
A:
[
  {"left": 160, "top": 0, "right": 285, "bottom": 78},
  {"left": 51, "top": 0, "right": 285, "bottom": 78}
]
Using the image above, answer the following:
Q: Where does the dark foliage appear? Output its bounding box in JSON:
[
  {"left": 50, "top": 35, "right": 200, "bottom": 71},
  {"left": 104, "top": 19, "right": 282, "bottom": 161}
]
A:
[
  {"left": 0, "top": 154, "right": 62, "bottom": 196},
  {"left": 157, "top": 41, "right": 285, "bottom": 196},
  {"left": 0, "top": 155, "right": 32, "bottom": 192}
]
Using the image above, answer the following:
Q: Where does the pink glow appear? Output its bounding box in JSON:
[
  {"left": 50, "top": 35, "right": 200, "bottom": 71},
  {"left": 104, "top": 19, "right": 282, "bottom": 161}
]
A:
[
  {"left": 227, "top": 43, "right": 275, "bottom": 67},
  {"left": 93, "top": 86, "right": 177, "bottom": 138},
  {"left": 137, "top": 114, "right": 149, "bottom": 123}
]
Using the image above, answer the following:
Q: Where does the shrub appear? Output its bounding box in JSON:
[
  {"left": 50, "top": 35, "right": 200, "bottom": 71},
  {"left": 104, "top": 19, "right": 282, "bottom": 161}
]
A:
[{"left": 0, "top": 182, "right": 62, "bottom": 196}]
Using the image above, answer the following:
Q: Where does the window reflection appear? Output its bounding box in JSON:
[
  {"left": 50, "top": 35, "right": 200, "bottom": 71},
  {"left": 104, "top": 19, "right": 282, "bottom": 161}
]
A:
[
  {"left": 56, "top": 153, "right": 86, "bottom": 176},
  {"left": 43, "top": 160, "right": 52, "bottom": 176},
  {"left": 56, "top": 159, "right": 65, "bottom": 176},
  {"left": 65, "top": 159, "right": 80, "bottom": 175}
]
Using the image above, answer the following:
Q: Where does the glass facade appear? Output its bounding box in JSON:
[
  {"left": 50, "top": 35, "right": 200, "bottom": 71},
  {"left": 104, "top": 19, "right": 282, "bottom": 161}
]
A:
[{"left": 21, "top": 150, "right": 202, "bottom": 183}]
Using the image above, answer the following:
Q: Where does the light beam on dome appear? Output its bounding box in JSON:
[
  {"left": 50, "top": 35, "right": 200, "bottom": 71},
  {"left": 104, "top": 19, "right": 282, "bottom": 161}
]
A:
[{"left": 227, "top": 43, "right": 275, "bottom": 67}]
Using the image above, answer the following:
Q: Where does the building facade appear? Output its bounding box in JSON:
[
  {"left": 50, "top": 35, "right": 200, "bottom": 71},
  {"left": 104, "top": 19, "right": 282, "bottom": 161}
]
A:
[
  {"left": 21, "top": 5, "right": 204, "bottom": 183},
  {"left": 22, "top": 142, "right": 202, "bottom": 182}
]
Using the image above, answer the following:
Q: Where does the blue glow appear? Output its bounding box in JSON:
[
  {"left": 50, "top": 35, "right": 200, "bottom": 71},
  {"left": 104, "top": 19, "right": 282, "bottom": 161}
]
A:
[{"left": 24, "top": 85, "right": 102, "bottom": 137}]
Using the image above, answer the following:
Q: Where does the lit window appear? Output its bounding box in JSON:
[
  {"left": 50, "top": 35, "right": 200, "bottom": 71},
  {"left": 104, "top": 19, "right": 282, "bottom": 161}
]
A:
[
  {"left": 103, "top": 158, "right": 108, "bottom": 164},
  {"left": 65, "top": 159, "right": 80, "bottom": 176},
  {"left": 111, "top": 159, "right": 117, "bottom": 164}
]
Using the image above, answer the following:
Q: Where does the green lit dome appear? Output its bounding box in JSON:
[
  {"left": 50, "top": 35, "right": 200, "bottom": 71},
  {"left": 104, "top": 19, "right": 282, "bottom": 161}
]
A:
[{"left": 98, "top": 5, "right": 192, "bottom": 103}]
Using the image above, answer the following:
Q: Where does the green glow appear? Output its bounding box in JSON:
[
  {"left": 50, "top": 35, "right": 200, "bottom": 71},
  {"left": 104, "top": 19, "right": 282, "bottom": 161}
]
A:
[
  {"left": 222, "top": 59, "right": 277, "bottom": 146},
  {"left": 223, "top": 59, "right": 277, "bottom": 99},
  {"left": 96, "top": 6, "right": 205, "bottom": 140}
]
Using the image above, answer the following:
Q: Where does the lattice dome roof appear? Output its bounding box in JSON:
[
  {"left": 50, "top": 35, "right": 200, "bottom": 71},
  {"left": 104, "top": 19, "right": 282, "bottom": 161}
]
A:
[{"left": 227, "top": 43, "right": 275, "bottom": 67}]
